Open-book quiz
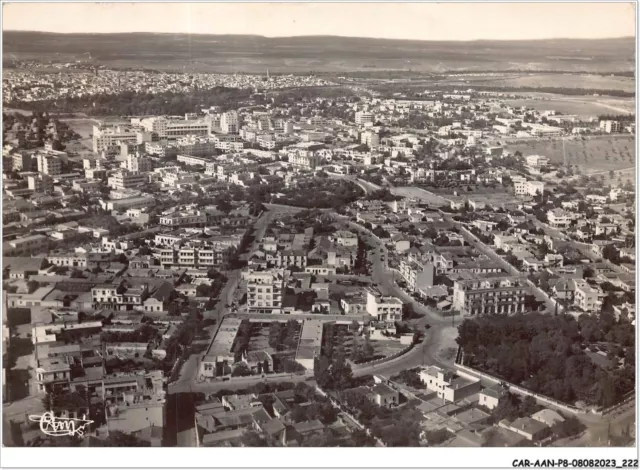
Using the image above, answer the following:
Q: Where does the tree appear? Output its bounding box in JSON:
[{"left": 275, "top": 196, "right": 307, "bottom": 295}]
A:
[{"left": 232, "top": 363, "right": 251, "bottom": 377}]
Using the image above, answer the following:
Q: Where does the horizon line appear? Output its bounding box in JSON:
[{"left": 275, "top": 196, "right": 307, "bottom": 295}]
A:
[{"left": 3, "top": 29, "right": 636, "bottom": 42}]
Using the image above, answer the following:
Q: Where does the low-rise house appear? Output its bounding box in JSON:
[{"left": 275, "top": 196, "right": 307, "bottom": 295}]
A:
[
  {"left": 530, "top": 409, "right": 565, "bottom": 427},
  {"left": 478, "top": 385, "right": 507, "bottom": 410},
  {"left": 420, "top": 366, "right": 482, "bottom": 403},
  {"left": 499, "top": 417, "right": 550, "bottom": 442},
  {"left": 370, "top": 383, "right": 399, "bottom": 408}
]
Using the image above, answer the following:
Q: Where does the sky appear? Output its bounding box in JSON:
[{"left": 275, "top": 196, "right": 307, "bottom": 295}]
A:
[{"left": 2, "top": 2, "right": 636, "bottom": 41}]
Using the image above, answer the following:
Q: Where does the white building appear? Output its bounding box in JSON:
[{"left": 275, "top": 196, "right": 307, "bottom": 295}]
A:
[
  {"left": 246, "top": 269, "right": 286, "bottom": 314},
  {"left": 355, "top": 111, "right": 374, "bottom": 126},
  {"left": 221, "top": 111, "right": 239, "bottom": 134},
  {"left": 365, "top": 289, "right": 402, "bottom": 323},
  {"left": 36, "top": 153, "right": 62, "bottom": 176},
  {"left": 600, "top": 120, "right": 621, "bottom": 134},
  {"left": 107, "top": 170, "right": 148, "bottom": 190}
]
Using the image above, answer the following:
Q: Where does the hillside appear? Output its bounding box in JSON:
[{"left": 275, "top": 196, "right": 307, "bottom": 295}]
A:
[{"left": 3, "top": 32, "right": 635, "bottom": 74}]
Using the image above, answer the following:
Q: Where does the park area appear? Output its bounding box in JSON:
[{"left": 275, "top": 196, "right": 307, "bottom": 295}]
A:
[{"left": 506, "top": 135, "right": 635, "bottom": 174}]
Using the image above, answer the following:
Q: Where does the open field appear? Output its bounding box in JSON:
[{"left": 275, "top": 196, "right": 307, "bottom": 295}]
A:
[
  {"left": 60, "top": 117, "right": 99, "bottom": 156},
  {"left": 505, "top": 96, "right": 636, "bottom": 117},
  {"left": 457, "top": 73, "right": 635, "bottom": 93},
  {"left": 3, "top": 32, "right": 634, "bottom": 74},
  {"left": 506, "top": 135, "right": 636, "bottom": 172}
]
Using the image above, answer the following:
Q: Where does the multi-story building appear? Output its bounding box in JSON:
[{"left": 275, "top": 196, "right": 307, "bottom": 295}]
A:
[
  {"left": 257, "top": 134, "right": 277, "bottom": 150},
  {"left": 175, "top": 136, "right": 217, "bottom": 157},
  {"left": 355, "top": 111, "right": 374, "bottom": 125},
  {"left": 139, "top": 116, "right": 211, "bottom": 139},
  {"left": 36, "top": 153, "right": 61, "bottom": 176},
  {"left": 513, "top": 176, "right": 544, "bottom": 197},
  {"left": 27, "top": 174, "right": 54, "bottom": 194},
  {"left": 289, "top": 150, "right": 321, "bottom": 169},
  {"left": 525, "top": 155, "right": 549, "bottom": 170},
  {"left": 600, "top": 120, "right": 621, "bottom": 134},
  {"left": 93, "top": 125, "right": 149, "bottom": 153},
  {"left": 145, "top": 141, "right": 178, "bottom": 158},
  {"left": 573, "top": 279, "right": 601, "bottom": 313},
  {"left": 399, "top": 260, "right": 435, "bottom": 293},
  {"left": 159, "top": 210, "right": 208, "bottom": 228},
  {"left": 3, "top": 234, "right": 48, "bottom": 256},
  {"left": 419, "top": 366, "right": 482, "bottom": 403},
  {"left": 365, "top": 289, "right": 403, "bottom": 323},
  {"left": 547, "top": 208, "right": 572, "bottom": 229},
  {"left": 360, "top": 130, "right": 380, "bottom": 147},
  {"left": 221, "top": 111, "right": 239, "bottom": 134},
  {"left": 126, "top": 154, "right": 153, "bottom": 173},
  {"left": 452, "top": 275, "right": 528, "bottom": 316},
  {"left": 157, "top": 244, "right": 234, "bottom": 269},
  {"left": 12, "top": 153, "right": 33, "bottom": 171},
  {"left": 108, "top": 170, "right": 148, "bottom": 190},
  {"left": 176, "top": 154, "right": 212, "bottom": 167},
  {"left": 246, "top": 269, "right": 286, "bottom": 314}
]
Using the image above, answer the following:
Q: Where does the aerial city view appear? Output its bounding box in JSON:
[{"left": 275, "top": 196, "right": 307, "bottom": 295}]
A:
[{"left": 1, "top": 2, "right": 636, "bottom": 455}]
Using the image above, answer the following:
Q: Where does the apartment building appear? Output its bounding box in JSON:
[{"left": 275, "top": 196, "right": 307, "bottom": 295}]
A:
[
  {"left": 399, "top": 260, "right": 435, "bottom": 293},
  {"left": 27, "top": 174, "right": 54, "bottom": 194},
  {"left": 36, "top": 153, "right": 62, "bottom": 176},
  {"left": 93, "top": 125, "right": 148, "bottom": 153},
  {"left": 108, "top": 170, "right": 148, "bottom": 190},
  {"left": 600, "top": 120, "right": 621, "bottom": 134},
  {"left": 247, "top": 269, "right": 286, "bottom": 314},
  {"left": 257, "top": 134, "right": 277, "bottom": 150},
  {"left": 175, "top": 136, "right": 217, "bottom": 157},
  {"left": 139, "top": 116, "right": 211, "bottom": 139},
  {"left": 145, "top": 141, "right": 178, "bottom": 158},
  {"left": 547, "top": 208, "right": 573, "bottom": 229},
  {"left": 360, "top": 130, "right": 380, "bottom": 147},
  {"left": 12, "top": 153, "right": 34, "bottom": 171},
  {"left": 221, "top": 111, "right": 239, "bottom": 134},
  {"left": 365, "top": 289, "right": 403, "bottom": 323},
  {"left": 126, "top": 154, "right": 153, "bottom": 173},
  {"left": 524, "top": 155, "right": 549, "bottom": 170},
  {"left": 573, "top": 279, "right": 601, "bottom": 313},
  {"left": 355, "top": 111, "right": 374, "bottom": 125},
  {"left": 177, "top": 154, "right": 212, "bottom": 167},
  {"left": 289, "top": 150, "right": 321, "bottom": 169},
  {"left": 513, "top": 176, "right": 544, "bottom": 197},
  {"left": 157, "top": 244, "right": 234, "bottom": 269},
  {"left": 452, "top": 275, "right": 528, "bottom": 316}
]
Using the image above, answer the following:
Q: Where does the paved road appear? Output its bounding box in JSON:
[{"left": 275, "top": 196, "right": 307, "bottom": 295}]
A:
[
  {"left": 167, "top": 210, "right": 277, "bottom": 446},
  {"left": 391, "top": 186, "right": 448, "bottom": 206}
]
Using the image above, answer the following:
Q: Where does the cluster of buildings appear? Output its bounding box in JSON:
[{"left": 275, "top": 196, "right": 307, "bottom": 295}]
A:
[
  {"left": 2, "top": 69, "right": 635, "bottom": 448},
  {"left": 3, "top": 68, "right": 333, "bottom": 103}
]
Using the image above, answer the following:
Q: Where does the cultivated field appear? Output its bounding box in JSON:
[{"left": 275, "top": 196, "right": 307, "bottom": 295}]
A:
[{"left": 506, "top": 135, "right": 636, "bottom": 173}]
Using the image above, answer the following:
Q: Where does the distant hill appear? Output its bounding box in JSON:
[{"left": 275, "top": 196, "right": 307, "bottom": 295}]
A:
[{"left": 2, "top": 31, "right": 635, "bottom": 74}]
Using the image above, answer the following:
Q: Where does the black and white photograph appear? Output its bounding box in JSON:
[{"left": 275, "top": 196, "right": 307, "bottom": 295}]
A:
[{"left": 0, "top": 1, "right": 637, "bottom": 467}]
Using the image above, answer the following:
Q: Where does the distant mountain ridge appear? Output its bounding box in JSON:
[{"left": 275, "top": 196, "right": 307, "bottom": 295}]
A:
[{"left": 3, "top": 31, "right": 635, "bottom": 74}]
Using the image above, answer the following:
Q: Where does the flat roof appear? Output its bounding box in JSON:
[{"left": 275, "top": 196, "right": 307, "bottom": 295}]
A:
[
  {"left": 295, "top": 320, "right": 324, "bottom": 362},
  {"left": 203, "top": 317, "right": 242, "bottom": 361}
]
